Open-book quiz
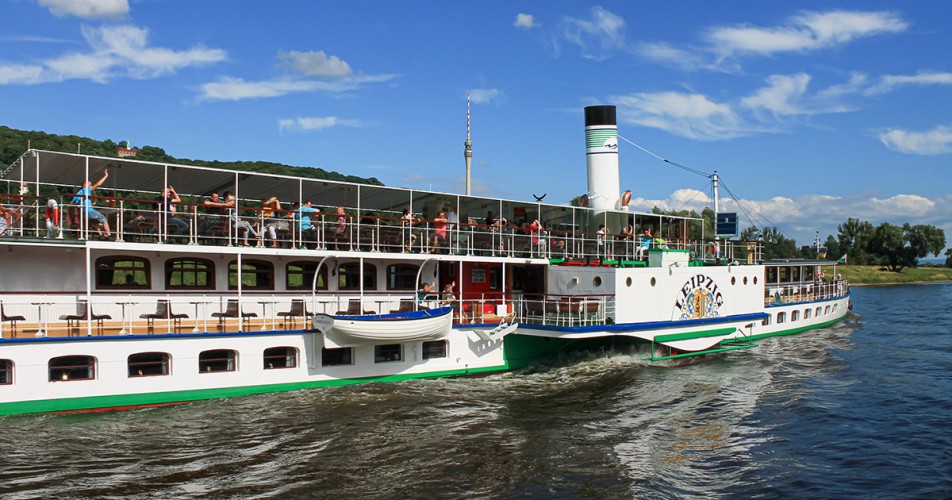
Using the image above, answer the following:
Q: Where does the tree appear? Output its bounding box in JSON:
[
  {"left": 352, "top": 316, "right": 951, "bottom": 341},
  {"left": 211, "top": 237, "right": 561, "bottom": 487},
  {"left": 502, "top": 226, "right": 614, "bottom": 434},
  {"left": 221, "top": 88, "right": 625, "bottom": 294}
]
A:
[
  {"left": 866, "top": 222, "right": 946, "bottom": 272},
  {"left": 823, "top": 235, "right": 841, "bottom": 261},
  {"left": 759, "top": 227, "right": 801, "bottom": 260},
  {"left": 837, "top": 217, "right": 874, "bottom": 265}
]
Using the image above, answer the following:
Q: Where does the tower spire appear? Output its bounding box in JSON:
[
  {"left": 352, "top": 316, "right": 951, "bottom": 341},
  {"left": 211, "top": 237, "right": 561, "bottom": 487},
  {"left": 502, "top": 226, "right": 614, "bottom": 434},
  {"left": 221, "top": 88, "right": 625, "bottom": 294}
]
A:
[{"left": 464, "top": 93, "right": 473, "bottom": 196}]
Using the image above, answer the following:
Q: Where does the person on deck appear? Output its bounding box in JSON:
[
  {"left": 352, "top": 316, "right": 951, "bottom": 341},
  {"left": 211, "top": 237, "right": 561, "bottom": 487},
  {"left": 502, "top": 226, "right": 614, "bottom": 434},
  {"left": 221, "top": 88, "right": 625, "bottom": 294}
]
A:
[
  {"left": 290, "top": 200, "right": 318, "bottom": 249},
  {"left": 430, "top": 211, "right": 449, "bottom": 254},
  {"left": 72, "top": 169, "right": 111, "bottom": 238},
  {"left": 330, "top": 205, "right": 349, "bottom": 250},
  {"left": 153, "top": 185, "right": 189, "bottom": 240},
  {"left": 222, "top": 191, "right": 257, "bottom": 246}
]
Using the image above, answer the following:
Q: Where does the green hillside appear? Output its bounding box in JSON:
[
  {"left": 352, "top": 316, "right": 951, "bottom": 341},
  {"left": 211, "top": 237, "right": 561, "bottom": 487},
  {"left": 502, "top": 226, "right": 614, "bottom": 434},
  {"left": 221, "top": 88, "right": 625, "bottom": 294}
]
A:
[{"left": 0, "top": 126, "right": 383, "bottom": 186}]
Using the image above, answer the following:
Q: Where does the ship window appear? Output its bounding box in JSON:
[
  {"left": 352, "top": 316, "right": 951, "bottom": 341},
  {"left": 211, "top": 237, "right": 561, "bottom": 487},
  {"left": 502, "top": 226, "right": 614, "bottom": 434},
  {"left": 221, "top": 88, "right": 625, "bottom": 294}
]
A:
[
  {"left": 766, "top": 267, "right": 778, "bottom": 284},
  {"left": 322, "top": 347, "right": 353, "bottom": 366},
  {"left": 95, "top": 256, "right": 149, "bottom": 289},
  {"left": 422, "top": 340, "right": 447, "bottom": 360},
  {"left": 815, "top": 307, "right": 822, "bottom": 317},
  {"left": 264, "top": 347, "right": 297, "bottom": 369},
  {"left": 593, "top": 276, "right": 602, "bottom": 287},
  {"left": 199, "top": 349, "right": 236, "bottom": 373},
  {"left": 49, "top": 355, "right": 96, "bottom": 381},
  {"left": 743, "top": 276, "right": 748, "bottom": 285},
  {"left": 338, "top": 263, "right": 377, "bottom": 290},
  {"left": 128, "top": 352, "right": 170, "bottom": 377},
  {"left": 792, "top": 310, "right": 799, "bottom": 322},
  {"left": 650, "top": 277, "right": 656, "bottom": 287},
  {"left": 777, "top": 312, "right": 786, "bottom": 324},
  {"left": 0, "top": 359, "right": 12, "bottom": 385},
  {"left": 833, "top": 304, "right": 838, "bottom": 312},
  {"left": 761, "top": 316, "right": 771, "bottom": 326},
  {"left": 825, "top": 306, "right": 831, "bottom": 314},
  {"left": 287, "top": 261, "right": 328, "bottom": 290},
  {"left": 626, "top": 277, "right": 632, "bottom": 287},
  {"left": 804, "top": 309, "right": 812, "bottom": 319},
  {"left": 228, "top": 260, "right": 274, "bottom": 290},
  {"left": 375, "top": 344, "right": 402, "bottom": 363},
  {"left": 754, "top": 276, "right": 758, "bottom": 285},
  {"left": 779, "top": 267, "right": 791, "bottom": 283},
  {"left": 791, "top": 267, "right": 801, "bottom": 282},
  {"left": 166, "top": 258, "right": 215, "bottom": 290},
  {"left": 731, "top": 276, "right": 736, "bottom": 285},
  {"left": 387, "top": 264, "right": 419, "bottom": 290}
]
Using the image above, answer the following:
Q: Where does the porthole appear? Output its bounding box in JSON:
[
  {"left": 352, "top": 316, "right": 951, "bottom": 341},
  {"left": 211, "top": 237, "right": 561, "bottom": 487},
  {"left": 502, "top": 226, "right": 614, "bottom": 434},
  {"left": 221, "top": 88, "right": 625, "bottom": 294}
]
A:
[
  {"left": 626, "top": 277, "right": 632, "bottom": 287},
  {"left": 593, "top": 276, "right": 603, "bottom": 287},
  {"left": 743, "top": 276, "right": 748, "bottom": 285},
  {"left": 754, "top": 276, "right": 758, "bottom": 285},
  {"left": 650, "top": 277, "right": 656, "bottom": 287},
  {"left": 731, "top": 277, "right": 736, "bottom": 285}
]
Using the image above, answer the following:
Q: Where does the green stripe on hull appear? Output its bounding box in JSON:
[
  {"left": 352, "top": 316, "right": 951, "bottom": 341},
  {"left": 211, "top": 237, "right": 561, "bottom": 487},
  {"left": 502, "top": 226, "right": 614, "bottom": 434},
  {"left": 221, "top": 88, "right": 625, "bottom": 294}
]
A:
[{"left": 0, "top": 364, "right": 509, "bottom": 416}]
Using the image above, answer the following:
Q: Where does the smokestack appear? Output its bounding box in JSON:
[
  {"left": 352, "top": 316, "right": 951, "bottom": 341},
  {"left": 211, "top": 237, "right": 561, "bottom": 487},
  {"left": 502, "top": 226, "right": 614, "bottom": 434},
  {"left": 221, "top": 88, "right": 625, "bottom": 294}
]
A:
[{"left": 584, "top": 105, "right": 621, "bottom": 210}]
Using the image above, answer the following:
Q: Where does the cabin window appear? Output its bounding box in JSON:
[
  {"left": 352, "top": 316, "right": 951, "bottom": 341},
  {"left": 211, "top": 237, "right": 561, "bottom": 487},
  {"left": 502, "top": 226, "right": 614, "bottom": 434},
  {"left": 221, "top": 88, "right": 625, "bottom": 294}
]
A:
[
  {"left": 0, "top": 359, "right": 12, "bottom": 385},
  {"left": 228, "top": 260, "right": 274, "bottom": 290},
  {"left": 825, "top": 306, "right": 831, "bottom": 315},
  {"left": 833, "top": 304, "right": 838, "bottom": 312},
  {"left": 375, "top": 344, "right": 402, "bottom": 363},
  {"left": 743, "top": 276, "right": 748, "bottom": 285},
  {"left": 791, "top": 267, "right": 801, "bottom": 282},
  {"left": 804, "top": 267, "right": 815, "bottom": 282},
  {"left": 766, "top": 267, "right": 778, "bottom": 284},
  {"left": 792, "top": 310, "right": 799, "bottom": 322},
  {"left": 815, "top": 307, "right": 822, "bottom": 317},
  {"left": 777, "top": 312, "right": 786, "bottom": 324},
  {"left": 166, "top": 258, "right": 215, "bottom": 290},
  {"left": 338, "top": 263, "right": 377, "bottom": 290},
  {"left": 49, "top": 355, "right": 96, "bottom": 381},
  {"left": 264, "top": 347, "right": 297, "bottom": 369},
  {"left": 626, "top": 277, "right": 632, "bottom": 287},
  {"left": 779, "top": 267, "right": 791, "bottom": 283},
  {"left": 761, "top": 316, "right": 771, "bottom": 326},
  {"left": 386, "top": 264, "right": 419, "bottom": 290},
  {"left": 422, "top": 340, "right": 447, "bottom": 360},
  {"left": 287, "top": 261, "right": 328, "bottom": 290},
  {"left": 128, "top": 352, "right": 170, "bottom": 377},
  {"left": 731, "top": 277, "right": 736, "bottom": 285},
  {"left": 753, "top": 276, "right": 758, "bottom": 285},
  {"left": 322, "top": 347, "right": 353, "bottom": 366},
  {"left": 199, "top": 349, "right": 237, "bottom": 373},
  {"left": 95, "top": 256, "right": 149, "bottom": 289},
  {"left": 804, "top": 309, "right": 812, "bottom": 319}
]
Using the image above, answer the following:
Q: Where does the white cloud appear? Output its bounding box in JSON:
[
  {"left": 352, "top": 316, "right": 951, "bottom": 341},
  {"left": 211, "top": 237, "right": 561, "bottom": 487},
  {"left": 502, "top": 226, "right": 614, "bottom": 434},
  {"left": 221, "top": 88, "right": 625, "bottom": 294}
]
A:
[
  {"left": 0, "top": 24, "right": 225, "bottom": 85},
  {"left": 866, "top": 71, "right": 952, "bottom": 95},
  {"left": 635, "top": 42, "right": 707, "bottom": 71},
  {"left": 613, "top": 91, "right": 750, "bottom": 140},
  {"left": 514, "top": 13, "right": 538, "bottom": 29},
  {"left": 278, "top": 50, "right": 352, "bottom": 79},
  {"left": 878, "top": 125, "right": 952, "bottom": 155},
  {"left": 39, "top": 0, "right": 128, "bottom": 19},
  {"left": 742, "top": 73, "right": 812, "bottom": 116},
  {"left": 562, "top": 6, "right": 627, "bottom": 60},
  {"left": 468, "top": 88, "right": 504, "bottom": 104},
  {"left": 198, "top": 72, "right": 396, "bottom": 101},
  {"left": 869, "top": 194, "right": 935, "bottom": 216},
  {"left": 707, "top": 10, "right": 907, "bottom": 60},
  {"left": 278, "top": 116, "right": 363, "bottom": 133}
]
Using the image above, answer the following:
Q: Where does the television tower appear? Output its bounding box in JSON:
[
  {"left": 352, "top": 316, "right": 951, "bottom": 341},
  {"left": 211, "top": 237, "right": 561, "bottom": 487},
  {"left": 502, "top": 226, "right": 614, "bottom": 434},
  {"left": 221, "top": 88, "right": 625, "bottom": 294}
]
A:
[{"left": 464, "top": 93, "right": 473, "bottom": 196}]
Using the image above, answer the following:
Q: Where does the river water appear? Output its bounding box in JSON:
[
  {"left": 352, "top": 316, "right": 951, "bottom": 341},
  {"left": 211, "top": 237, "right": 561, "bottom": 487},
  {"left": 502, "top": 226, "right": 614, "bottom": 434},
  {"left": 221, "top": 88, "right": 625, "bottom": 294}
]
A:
[{"left": 1, "top": 284, "right": 951, "bottom": 498}]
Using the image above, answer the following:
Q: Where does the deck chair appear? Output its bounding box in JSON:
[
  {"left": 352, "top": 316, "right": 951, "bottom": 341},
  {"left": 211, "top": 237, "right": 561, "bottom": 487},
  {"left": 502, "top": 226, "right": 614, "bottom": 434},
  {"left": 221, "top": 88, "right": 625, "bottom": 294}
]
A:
[
  {"left": 389, "top": 298, "right": 415, "bottom": 314},
  {"left": 60, "top": 301, "right": 112, "bottom": 333},
  {"left": 211, "top": 299, "right": 257, "bottom": 327},
  {"left": 1, "top": 302, "right": 26, "bottom": 337},
  {"left": 277, "top": 299, "right": 310, "bottom": 327},
  {"left": 336, "top": 298, "right": 374, "bottom": 316},
  {"left": 139, "top": 299, "right": 189, "bottom": 327}
]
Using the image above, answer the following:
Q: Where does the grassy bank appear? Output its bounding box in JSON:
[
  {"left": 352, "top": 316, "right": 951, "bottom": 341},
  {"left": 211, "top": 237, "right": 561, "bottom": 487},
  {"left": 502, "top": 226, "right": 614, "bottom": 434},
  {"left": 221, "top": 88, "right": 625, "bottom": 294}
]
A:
[{"left": 821, "top": 265, "right": 952, "bottom": 285}]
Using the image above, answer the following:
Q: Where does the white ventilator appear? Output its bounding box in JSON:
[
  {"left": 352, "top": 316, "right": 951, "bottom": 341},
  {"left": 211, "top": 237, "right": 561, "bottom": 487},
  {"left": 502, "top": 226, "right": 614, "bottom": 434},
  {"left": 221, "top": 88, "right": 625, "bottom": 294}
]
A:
[{"left": 584, "top": 106, "right": 621, "bottom": 210}]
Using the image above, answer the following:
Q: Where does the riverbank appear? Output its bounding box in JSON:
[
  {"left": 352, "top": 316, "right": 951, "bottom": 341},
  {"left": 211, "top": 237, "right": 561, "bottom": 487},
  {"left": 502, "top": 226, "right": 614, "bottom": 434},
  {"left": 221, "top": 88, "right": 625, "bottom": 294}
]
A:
[{"left": 821, "top": 265, "right": 952, "bottom": 285}]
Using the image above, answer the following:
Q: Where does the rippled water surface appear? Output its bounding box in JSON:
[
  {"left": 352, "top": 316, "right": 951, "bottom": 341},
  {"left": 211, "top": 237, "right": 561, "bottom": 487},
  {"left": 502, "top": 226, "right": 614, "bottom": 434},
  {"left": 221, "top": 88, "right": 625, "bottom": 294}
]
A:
[{"left": 2, "top": 284, "right": 952, "bottom": 498}]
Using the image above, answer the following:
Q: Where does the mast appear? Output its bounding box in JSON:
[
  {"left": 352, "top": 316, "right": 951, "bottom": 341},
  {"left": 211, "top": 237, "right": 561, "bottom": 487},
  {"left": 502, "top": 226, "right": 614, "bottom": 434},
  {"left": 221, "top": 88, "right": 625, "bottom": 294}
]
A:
[
  {"left": 712, "top": 171, "right": 720, "bottom": 257},
  {"left": 464, "top": 93, "right": 473, "bottom": 196}
]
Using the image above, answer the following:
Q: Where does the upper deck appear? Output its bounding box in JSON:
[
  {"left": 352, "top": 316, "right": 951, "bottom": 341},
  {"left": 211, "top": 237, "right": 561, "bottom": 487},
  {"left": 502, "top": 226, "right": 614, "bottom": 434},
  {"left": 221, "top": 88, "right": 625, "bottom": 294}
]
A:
[{"left": 0, "top": 150, "right": 759, "bottom": 263}]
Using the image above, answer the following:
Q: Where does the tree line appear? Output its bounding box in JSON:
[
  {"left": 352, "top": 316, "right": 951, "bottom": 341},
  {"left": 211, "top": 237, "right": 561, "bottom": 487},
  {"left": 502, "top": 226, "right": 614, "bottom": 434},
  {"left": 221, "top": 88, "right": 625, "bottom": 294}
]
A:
[
  {"left": 743, "top": 218, "right": 947, "bottom": 272},
  {"left": 0, "top": 126, "right": 383, "bottom": 186}
]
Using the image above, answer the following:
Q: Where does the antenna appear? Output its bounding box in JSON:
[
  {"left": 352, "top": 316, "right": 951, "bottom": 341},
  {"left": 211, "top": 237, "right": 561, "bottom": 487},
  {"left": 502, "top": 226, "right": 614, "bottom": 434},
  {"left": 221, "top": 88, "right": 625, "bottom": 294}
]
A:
[{"left": 464, "top": 93, "right": 473, "bottom": 196}]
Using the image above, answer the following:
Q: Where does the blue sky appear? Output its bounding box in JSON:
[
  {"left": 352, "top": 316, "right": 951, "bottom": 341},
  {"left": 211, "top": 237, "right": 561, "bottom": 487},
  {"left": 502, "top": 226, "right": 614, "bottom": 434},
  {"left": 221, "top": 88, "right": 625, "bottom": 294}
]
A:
[{"left": 2, "top": 0, "right": 951, "bottom": 253}]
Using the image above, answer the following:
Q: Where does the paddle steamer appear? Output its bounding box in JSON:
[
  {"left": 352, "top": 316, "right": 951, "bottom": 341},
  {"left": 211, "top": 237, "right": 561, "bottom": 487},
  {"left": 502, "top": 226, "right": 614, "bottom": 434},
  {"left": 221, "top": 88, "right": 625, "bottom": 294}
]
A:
[{"left": 0, "top": 105, "right": 850, "bottom": 415}]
